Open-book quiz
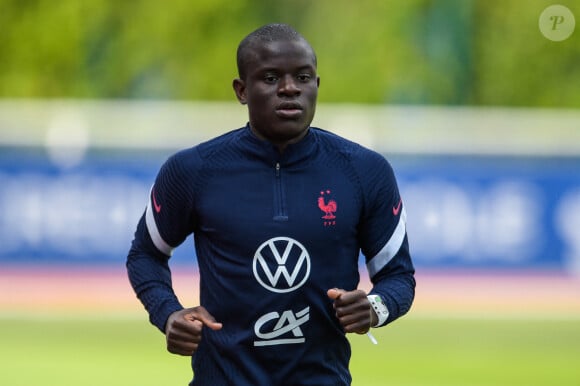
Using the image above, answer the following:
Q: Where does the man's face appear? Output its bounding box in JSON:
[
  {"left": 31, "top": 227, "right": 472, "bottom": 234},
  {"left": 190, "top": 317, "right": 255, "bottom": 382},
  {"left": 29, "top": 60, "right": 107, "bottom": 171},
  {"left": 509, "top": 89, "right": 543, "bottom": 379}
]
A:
[{"left": 233, "top": 39, "right": 320, "bottom": 150}]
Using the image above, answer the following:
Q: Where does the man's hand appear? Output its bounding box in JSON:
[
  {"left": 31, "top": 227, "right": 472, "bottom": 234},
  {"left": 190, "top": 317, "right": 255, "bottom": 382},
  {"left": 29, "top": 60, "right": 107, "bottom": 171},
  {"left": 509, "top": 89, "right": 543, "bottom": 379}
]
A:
[
  {"left": 165, "top": 306, "right": 223, "bottom": 356},
  {"left": 327, "top": 288, "right": 377, "bottom": 334}
]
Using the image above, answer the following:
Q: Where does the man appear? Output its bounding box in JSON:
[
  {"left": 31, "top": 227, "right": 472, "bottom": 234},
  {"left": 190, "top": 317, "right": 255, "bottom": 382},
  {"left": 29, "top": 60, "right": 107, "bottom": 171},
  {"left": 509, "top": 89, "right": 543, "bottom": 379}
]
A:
[{"left": 127, "top": 23, "right": 415, "bottom": 385}]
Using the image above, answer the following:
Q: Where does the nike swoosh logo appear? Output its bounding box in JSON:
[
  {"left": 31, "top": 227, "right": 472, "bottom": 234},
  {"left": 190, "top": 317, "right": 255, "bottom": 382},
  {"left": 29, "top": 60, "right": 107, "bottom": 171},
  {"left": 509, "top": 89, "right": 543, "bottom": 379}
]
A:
[
  {"left": 392, "top": 199, "right": 402, "bottom": 216},
  {"left": 152, "top": 188, "right": 162, "bottom": 213}
]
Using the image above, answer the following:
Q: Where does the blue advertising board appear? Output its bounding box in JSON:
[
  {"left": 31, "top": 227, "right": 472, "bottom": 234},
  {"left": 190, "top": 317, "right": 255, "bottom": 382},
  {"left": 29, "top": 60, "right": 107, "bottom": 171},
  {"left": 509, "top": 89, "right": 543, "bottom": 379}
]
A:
[
  {"left": 1, "top": 146, "right": 579, "bottom": 272},
  {"left": 394, "top": 154, "right": 580, "bottom": 272}
]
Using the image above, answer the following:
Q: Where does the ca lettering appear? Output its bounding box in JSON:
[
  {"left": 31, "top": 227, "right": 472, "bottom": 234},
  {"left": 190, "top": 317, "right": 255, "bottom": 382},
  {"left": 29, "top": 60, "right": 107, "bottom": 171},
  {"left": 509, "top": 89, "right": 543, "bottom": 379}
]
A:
[{"left": 253, "top": 307, "right": 310, "bottom": 346}]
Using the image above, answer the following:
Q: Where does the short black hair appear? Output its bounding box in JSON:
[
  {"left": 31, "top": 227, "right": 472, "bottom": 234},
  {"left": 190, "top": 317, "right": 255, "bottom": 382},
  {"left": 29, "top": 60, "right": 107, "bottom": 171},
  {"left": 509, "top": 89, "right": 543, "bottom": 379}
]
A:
[{"left": 236, "top": 23, "right": 317, "bottom": 79}]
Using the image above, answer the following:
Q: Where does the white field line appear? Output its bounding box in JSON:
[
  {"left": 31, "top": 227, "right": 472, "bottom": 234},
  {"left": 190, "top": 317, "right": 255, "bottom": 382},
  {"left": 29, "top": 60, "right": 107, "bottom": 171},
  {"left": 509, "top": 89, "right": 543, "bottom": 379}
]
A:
[{"left": 407, "top": 311, "right": 580, "bottom": 321}]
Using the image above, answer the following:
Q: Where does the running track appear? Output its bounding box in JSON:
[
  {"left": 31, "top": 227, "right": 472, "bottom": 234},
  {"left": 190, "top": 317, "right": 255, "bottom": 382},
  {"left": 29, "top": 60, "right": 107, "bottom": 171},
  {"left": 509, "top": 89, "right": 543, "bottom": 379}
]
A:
[{"left": 1, "top": 265, "right": 579, "bottom": 319}]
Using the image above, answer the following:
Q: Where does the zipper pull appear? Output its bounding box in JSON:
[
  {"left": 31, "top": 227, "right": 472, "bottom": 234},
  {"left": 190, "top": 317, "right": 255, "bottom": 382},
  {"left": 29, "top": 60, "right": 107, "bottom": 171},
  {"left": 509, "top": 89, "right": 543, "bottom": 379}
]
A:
[{"left": 275, "top": 162, "right": 280, "bottom": 176}]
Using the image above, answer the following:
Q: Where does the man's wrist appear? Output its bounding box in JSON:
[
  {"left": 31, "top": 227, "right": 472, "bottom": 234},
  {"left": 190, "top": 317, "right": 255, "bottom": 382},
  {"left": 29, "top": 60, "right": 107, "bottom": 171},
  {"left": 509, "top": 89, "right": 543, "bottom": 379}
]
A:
[{"left": 367, "top": 294, "right": 389, "bottom": 327}]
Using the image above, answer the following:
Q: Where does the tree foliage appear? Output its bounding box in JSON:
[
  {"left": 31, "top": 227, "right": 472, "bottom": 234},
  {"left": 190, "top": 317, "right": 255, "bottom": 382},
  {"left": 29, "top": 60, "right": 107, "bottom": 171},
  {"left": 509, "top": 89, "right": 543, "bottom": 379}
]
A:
[{"left": 0, "top": 0, "right": 578, "bottom": 107}]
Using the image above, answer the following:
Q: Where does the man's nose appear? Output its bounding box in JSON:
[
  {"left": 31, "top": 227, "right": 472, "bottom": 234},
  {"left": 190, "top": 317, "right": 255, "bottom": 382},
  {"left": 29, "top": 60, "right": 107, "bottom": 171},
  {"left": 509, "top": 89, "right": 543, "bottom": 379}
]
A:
[{"left": 278, "top": 75, "right": 300, "bottom": 95}]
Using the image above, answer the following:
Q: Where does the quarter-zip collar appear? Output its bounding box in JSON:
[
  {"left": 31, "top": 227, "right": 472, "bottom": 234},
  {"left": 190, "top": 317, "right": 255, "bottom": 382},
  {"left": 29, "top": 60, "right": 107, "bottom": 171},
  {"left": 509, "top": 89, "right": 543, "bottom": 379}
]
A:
[{"left": 238, "top": 123, "right": 317, "bottom": 168}]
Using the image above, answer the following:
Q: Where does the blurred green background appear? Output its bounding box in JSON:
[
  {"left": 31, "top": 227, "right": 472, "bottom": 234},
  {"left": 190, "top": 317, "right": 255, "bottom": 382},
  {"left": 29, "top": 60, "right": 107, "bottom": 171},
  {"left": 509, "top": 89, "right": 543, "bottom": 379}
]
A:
[
  {"left": 1, "top": 317, "right": 579, "bottom": 386},
  {"left": 1, "top": 0, "right": 579, "bottom": 106}
]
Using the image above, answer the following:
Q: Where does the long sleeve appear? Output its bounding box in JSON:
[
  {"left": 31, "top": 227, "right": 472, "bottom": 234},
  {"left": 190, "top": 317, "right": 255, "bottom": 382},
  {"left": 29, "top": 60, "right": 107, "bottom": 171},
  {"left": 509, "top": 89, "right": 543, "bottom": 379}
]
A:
[
  {"left": 126, "top": 215, "right": 184, "bottom": 332},
  {"left": 126, "top": 150, "right": 200, "bottom": 332},
  {"left": 356, "top": 150, "right": 416, "bottom": 325}
]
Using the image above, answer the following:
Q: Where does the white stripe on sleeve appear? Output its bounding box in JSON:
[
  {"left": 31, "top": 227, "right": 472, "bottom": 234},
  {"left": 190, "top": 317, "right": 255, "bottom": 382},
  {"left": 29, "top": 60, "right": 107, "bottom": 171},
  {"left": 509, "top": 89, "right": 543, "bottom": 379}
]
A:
[
  {"left": 145, "top": 189, "right": 174, "bottom": 256},
  {"left": 366, "top": 207, "right": 407, "bottom": 279}
]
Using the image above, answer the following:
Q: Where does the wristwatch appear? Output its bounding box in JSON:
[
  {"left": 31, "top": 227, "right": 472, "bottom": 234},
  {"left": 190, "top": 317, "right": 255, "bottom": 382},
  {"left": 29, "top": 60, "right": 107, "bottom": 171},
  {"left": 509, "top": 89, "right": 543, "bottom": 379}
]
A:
[{"left": 367, "top": 294, "right": 389, "bottom": 327}]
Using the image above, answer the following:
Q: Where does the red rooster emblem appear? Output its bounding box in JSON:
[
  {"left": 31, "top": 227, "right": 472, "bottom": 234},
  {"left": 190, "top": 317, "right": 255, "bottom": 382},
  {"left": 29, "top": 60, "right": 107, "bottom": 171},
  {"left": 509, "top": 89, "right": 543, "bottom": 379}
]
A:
[{"left": 318, "top": 191, "right": 337, "bottom": 220}]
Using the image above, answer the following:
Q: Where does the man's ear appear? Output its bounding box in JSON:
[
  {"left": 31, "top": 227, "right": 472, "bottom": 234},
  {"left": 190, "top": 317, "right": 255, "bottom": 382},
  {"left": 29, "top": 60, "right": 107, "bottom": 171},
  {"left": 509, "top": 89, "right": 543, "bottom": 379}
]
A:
[{"left": 233, "top": 78, "right": 247, "bottom": 105}]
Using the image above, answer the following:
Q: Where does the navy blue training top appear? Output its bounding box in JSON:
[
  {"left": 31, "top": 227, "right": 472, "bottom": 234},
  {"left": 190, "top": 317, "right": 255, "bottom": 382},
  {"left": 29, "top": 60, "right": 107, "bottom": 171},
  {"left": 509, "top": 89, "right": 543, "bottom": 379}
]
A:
[{"left": 127, "top": 126, "right": 415, "bottom": 386}]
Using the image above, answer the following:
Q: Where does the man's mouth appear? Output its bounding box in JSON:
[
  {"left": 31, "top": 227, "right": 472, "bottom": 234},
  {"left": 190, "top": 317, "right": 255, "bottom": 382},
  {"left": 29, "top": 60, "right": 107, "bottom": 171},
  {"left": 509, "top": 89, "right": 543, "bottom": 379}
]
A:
[{"left": 276, "top": 102, "right": 303, "bottom": 119}]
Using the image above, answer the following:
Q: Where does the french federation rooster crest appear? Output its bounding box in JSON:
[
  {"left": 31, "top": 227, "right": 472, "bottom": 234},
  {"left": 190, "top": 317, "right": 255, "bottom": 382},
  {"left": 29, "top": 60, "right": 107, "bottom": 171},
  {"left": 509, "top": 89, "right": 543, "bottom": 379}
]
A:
[{"left": 318, "top": 190, "right": 337, "bottom": 220}]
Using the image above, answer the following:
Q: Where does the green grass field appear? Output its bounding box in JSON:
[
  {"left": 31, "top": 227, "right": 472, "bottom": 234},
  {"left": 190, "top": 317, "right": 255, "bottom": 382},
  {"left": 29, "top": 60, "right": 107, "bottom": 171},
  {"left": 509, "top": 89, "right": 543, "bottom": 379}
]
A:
[{"left": 1, "top": 315, "right": 579, "bottom": 385}]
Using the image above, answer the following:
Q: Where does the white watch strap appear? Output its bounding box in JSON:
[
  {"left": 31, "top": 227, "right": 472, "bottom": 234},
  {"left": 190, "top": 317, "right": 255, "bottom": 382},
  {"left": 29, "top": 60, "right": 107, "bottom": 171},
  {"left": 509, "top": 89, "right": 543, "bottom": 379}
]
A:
[{"left": 367, "top": 294, "right": 389, "bottom": 327}]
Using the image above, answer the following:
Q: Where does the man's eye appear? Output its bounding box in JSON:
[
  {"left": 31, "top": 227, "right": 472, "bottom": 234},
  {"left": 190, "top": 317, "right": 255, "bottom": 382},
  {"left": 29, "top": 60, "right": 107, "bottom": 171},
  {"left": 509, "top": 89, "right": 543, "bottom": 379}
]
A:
[
  {"left": 297, "top": 74, "right": 312, "bottom": 82},
  {"left": 264, "top": 75, "right": 278, "bottom": 83}
]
